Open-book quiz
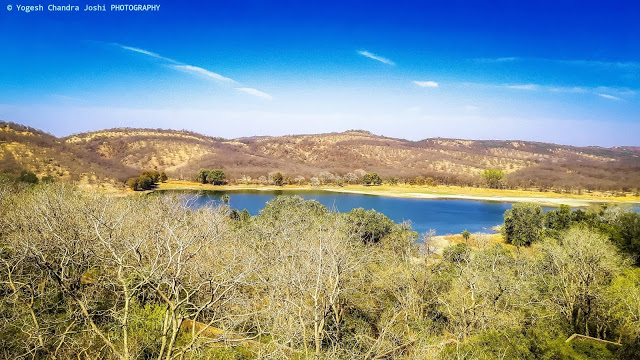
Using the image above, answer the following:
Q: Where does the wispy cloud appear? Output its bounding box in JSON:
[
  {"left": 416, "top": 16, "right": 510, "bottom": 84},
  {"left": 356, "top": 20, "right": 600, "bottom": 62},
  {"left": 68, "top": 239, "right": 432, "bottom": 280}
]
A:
[
  {"left": 413, "top": 80, "right": 439, "bottom": 88},
  {"left": 475, "top": 56, "right": 640, "bottom": 70},
  {"left": 172, "top": 65, "right": 236, "bottom": 83},
  {"left": 475, "top": 57, "right": 519, "bottom": 63},
  {"left": 506, "top": 84, "right": 539, "bottom": 91},
  {"left": 115, "top": 43, "right": 271, "bottom": 99},
  {"left": 598, "top": 93, "right": 623, "bottom": 101},
  {"left": 235, "top": 88, "right": 273, "bottom": 100},
  {"left": 357, "top": 50, "right": 395, "bottom": 65},
  {"left": 117, "top": 44, "right": 178, "bottom": 63}
]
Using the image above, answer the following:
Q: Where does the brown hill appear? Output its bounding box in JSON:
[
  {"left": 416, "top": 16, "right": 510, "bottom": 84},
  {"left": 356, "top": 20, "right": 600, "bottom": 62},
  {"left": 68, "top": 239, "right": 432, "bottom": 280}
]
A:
[{"left": 1, "top": 121, "right": 639, "bottom": 191}]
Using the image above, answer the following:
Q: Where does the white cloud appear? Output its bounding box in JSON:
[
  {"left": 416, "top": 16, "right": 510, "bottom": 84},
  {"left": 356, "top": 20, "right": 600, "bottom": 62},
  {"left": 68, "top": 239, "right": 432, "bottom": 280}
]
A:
[
  {"left": 172, "top": 65, "right": 236, "bottom": 83},
  {"left": 115, "top": 44, "right": 276, "bottom": 100},
  {"left": 236, "top": 87, "right": 273, "bottom": 100},
  {"left": 598, "top": 93, "right": 623, "bottom": 101},
  {"left": 413, "top": 80, "right": 439, "bottom": 88},
  {"left": 357, "top": 50, "right": 395, "bottom": 65},
  {"left": 475, "top": 56, "right": 640, "bottom": 70},
  {"left": 506, "top": 84, "right": 539, "bottom": 91},
  {"left": 475, "top": 57, "right": 519, "bottom": 63},
  {"left": 549, "top": 86, "right": 588, "bottom": 93},
  {"left": 117, "top": 44, "right": 178, "bottom": 63},
  {"left": 464, "top": 105, "right": 479, "bottom": 111}
]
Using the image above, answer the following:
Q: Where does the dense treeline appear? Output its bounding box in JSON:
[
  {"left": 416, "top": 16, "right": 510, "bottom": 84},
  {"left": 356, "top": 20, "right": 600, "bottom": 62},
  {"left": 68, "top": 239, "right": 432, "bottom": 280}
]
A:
[
  {"left": 1, "top": 182, "right": 639, "bottom": 359},
  {"left": 503, "top": 203, "right": 640, "bottom": 264}
]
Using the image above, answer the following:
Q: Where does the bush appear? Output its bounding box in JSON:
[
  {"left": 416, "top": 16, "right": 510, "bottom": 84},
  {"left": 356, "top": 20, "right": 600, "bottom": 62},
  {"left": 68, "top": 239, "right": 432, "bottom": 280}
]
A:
[{"left": 18, "top": 170, "right": 38, "bottom": 184}]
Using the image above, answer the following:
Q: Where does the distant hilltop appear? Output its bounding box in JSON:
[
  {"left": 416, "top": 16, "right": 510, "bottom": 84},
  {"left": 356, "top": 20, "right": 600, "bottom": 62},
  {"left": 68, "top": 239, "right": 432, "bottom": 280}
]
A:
[{"left": 1, "top": 121, "right": 639, "bottom": 192}]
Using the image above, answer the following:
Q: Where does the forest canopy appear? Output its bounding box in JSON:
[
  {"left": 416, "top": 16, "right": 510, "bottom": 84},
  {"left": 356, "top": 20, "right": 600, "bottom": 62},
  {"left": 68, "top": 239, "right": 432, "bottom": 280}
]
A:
[{"left": 0, "top": 181, "right": 639, "bottom": 359}]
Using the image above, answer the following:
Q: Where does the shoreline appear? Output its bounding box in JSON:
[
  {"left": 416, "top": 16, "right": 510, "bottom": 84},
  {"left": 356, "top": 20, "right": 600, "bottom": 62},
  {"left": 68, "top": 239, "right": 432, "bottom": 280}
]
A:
[{"left": 154, "top": 181, "right": 640, "bottom": 208}]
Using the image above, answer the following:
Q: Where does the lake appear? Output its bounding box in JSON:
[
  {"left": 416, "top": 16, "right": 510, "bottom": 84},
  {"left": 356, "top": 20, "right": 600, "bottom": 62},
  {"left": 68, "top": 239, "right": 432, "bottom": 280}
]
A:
[{"left": 172, "top": 189, "right": 530, "bottom": 235}]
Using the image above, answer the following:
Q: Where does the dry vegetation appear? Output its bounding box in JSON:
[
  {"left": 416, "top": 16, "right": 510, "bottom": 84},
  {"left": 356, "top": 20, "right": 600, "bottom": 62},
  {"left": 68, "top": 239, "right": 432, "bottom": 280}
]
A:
[
  {"left": 1, "top": 183, "right": 639, "bottom": 359},
  {"left": 1, "top": 121, "right": 639, "bottom": 193}
]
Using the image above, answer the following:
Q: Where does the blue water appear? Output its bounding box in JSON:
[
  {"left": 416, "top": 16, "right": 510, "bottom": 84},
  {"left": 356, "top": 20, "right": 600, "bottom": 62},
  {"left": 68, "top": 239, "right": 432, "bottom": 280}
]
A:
[{"left": 174, "top": 190, "right": 524, "bottom": 235}]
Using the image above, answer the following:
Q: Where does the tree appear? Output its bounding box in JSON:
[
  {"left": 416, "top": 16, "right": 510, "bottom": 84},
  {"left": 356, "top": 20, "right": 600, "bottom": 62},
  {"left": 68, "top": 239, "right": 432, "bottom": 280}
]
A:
[
  {"left": 160, "top": 172, "right": 168, "bottom": 182},
  {"left": 196, "top": 169, "right": 210, "bottom": 184},
  {"left": 273, "top": 172, "right": 284, "bottom": 186},
  {"left": 483, "top": 168, "right": 504, "bottom": 189},
  {"left": 344, "top": 172, "right": 358, "bottom": 184},
  {"left": 544, "top": 204, "right": 572, "bottom": 231},
  {"left": 539, "top": 227, "right": 622, "bottom": 337},
  {"left": 207, "top": 169, "right": 226, "bottom": 185},
  {"left": 502, "top": 203, "right": 543, "bottom": 248},
  {"left": 616, "top": 212, "right": 640, "bottom": 265},
  {"left": 362, "top": 173, "right": 382, "bottom": 186},
  {"left": 461, "top": 229, "right": 471, "bottom": 243},
  {"left": 346, "top": 208, "right": 395, "bottom": 243}
]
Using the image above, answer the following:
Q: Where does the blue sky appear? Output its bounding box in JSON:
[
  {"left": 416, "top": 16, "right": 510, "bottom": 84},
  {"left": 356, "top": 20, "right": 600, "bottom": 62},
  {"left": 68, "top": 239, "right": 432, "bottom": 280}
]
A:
[{"left": 0, "top": 0, "right": 639, "bottom": 146}]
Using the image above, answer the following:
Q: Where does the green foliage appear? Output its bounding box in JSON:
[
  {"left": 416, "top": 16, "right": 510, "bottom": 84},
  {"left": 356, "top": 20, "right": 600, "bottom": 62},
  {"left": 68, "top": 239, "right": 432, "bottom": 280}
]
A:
[
  {"left": 616, "top": 212, "right": 640, "bottom": 264},
  {"left": 442, "top": 243, "right": 470, "bottom": 263},
  {"left": 346, "top": 207, "right": 395, "bottom": 243},
  {"left": 207, "top": 169, "right": 226, "bottom": 185},
  {"left": 126, "top": 174, "right": 155, "bottom": 191},
  {"left": 362, "top": 173, "right": 382, "bottom": 186},
  {"left": 502, "top": 202, "right": 543, "bottom": 247},
  {"left": 18, "top": 170, "right": 38, "bottom": 184},
  {"left": 258, "top": 195, "right": 328, "bottom": 223},
  {"left": 545, "top": 204, "right": 572, "bottom": 231},
  {"left": 461, "top": 229, "right": 471, "bottom": 243},
  {"left": 196, "top": 169, "right": 209, "bottom": 184},
  {"left": 196, "top": 169, "right": 226, "bottom": 185},
  {"left": 272, "top": 172, "right": 284, "bottom": 186},
  {"left": 482, "top": 168, "right": 504, "bottom": 189}
]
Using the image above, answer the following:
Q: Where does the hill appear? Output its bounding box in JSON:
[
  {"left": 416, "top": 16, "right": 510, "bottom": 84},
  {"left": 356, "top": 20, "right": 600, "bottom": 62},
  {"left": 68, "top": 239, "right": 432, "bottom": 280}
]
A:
[{"left": 1, "top": 121, "right": 639, "bottom": 191}]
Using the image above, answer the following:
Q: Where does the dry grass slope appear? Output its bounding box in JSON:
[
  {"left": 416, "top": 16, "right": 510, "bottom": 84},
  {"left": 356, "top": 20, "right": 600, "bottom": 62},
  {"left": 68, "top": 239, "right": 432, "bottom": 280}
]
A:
[{"left": 1, "top": 121, "right": 639, "bottom": 191}]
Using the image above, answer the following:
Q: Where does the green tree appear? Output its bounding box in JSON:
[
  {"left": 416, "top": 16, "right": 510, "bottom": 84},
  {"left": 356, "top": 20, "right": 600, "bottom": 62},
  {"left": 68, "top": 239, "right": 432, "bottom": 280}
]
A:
[
  {"left": 273, "top": 172, "right": 284, "bottom": 186},
  {"left": 142, "top": 171, "right": 161, "bottom": 183},
  {"left": 207, "top": 169, "right": 226, "bottom": 185},
  {"left": 362, "top": 173, "right": 382, "bottom": 186},
  {"left": 346, "top": 208, "right": 395, "bottom": 243},
  {"left": 545, "top": 204, "right": 572, "bottom": 231},
  {"left": 483, "top": 168, "right": 504, "bottom": 189},
  {"left": 461, "top": 229, "right": 471, "bottom": 243},
  {"left": 616, "top": 212, "right": 640, "bottom": 265},
  {"left": 502, "top": 203, "right": 543, "bottom": 248},
  {"left": 196, "top": 169, "right": 210, "bottom": 184},
  {"left": 126, "top": 177, "right": 141, "bottom": 191},
  {"left": 160, "top": 172, "right": 168, "bottom": 182}
]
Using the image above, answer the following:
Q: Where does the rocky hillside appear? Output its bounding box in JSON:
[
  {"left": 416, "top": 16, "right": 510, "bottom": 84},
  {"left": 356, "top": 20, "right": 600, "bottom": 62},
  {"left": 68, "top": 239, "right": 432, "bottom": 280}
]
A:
[{"left": 1, "top": 121, "right": 639, "bottom": 190}]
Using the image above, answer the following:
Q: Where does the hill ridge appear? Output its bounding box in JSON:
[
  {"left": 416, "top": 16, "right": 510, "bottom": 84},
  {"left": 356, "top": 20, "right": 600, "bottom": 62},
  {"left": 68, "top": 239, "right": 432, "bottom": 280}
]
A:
[{"left": 1, "top": 121, "right": 639, "bottom": 191}]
